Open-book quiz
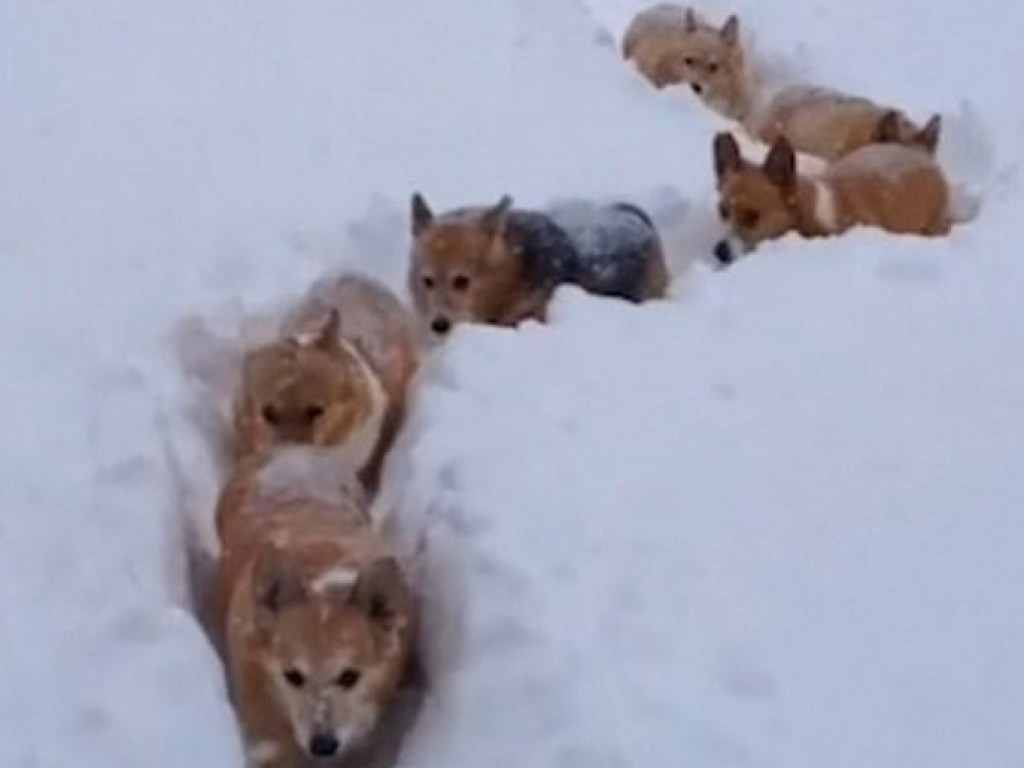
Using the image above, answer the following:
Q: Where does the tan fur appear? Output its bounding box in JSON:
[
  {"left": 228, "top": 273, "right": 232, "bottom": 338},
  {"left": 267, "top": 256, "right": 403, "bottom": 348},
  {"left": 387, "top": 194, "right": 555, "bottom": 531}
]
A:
[
  {"left": 407, "top": 196, "right": 545, "bottom": 331},
  {"left": 622, "top": 4, "right": 745, "bottom": 102},
  {"left": 234, "top": 274, "right": 419, "bottom": 494},
  {"left": 408, "top": 195, "right": 668, "bottom": 337},
  {"left": 751, "top": 86, "right": 935, "bottom": 162},
  {"left": 623, "top": 7, "right": 938, "bottom": 161},
  {"left": 215, "top": 450, "right": 414, "bottom": 767},
  {"left": 713, "top": 132, "right": 951, "bottom": 253}
]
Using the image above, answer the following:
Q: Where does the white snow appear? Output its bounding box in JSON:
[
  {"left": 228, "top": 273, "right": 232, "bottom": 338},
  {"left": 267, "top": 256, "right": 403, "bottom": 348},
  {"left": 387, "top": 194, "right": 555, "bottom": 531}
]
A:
[
  {"left": 2, "top": 0, "right": 1022, "bottom": 767},
  {"left": 310, "top": 568, "right": 360, "bottom": 595},
  {"left": 255, "top": 446, "right": 368, "bottom": 514}
]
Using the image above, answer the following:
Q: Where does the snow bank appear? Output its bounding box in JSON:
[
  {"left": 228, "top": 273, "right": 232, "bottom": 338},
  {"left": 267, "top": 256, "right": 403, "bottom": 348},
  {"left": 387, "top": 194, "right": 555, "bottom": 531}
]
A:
[
  {"left": 390, "top": 225, "right": 1024, "bottom": 767},
  {"left": 3, "top": 0, "right": 1022, "bottom": 766},
  {"left": 384, "top": 2, "right": 1024, "bottom": 767}
]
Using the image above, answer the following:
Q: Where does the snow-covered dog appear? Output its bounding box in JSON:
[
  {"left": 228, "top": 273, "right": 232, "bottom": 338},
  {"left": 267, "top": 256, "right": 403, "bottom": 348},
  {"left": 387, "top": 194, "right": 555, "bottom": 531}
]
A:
[
  {"left": 215, "top": 447, "right": 416, "bottom": 768},
  {"left": 233, "top": 273, "right": 419, "bottom": 494},
  {"left": 711, "top": 131, "right": 953, "bottom": 263},
  {"left": 407, "top": 193, "right": 669, "bottom": 339}
]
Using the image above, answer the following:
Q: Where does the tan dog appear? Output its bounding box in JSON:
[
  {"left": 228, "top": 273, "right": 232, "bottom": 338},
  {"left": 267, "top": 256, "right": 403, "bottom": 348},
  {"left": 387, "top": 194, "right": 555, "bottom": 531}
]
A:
[
  {"left": 623, "top": 6, "right": 939, "bottom": 161},
  {"left": 234, "top": 273, "right": 419, "bottom": 494},
  {"left": 712, "top": 131, "right": 951, "bottom": 263},
  {"left": 749, "top": 86, "right": 941, "bottom": 162},
  {"left": 622, "top": 5, "right": 742, "bottom": 95},
  {"left": 216, "top": 448, "right": 415, "bottom": 768},
  {"left": 408, "top": 194, "right": 668, "bottom": 340}
]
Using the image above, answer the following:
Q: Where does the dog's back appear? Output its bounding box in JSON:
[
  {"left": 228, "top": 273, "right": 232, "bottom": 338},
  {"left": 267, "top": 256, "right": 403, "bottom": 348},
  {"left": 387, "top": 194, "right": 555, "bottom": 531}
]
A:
[
  {"left": 622, "top": 3, "right": 689, "bottom": 55},
  {"left": 217, "top": 447, "right": 368, "bottom": 539},
  {"left": 622, "top": 3, "right": 690, "bottom": 68},
  {"left": 503, "top": 209, "right": 579, "bottom": 291},
  {"left": 546, "top": 201, "right": 668, "bottom": 301},
  {"left": 825, "top": 143, "right": 951, "bottom": 235},
  {"left": 212, "top": 447, "right": 370, "bottom": 663},
  {"left": 755, "top": 85, "right": 923, "bottom": 161}
]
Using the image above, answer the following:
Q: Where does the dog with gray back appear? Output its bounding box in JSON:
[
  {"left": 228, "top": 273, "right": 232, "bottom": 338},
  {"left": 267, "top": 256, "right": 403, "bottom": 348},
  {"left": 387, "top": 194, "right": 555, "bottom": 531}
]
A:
[{"left": 408, "top": 193, "right": 669, "bottom": 339}]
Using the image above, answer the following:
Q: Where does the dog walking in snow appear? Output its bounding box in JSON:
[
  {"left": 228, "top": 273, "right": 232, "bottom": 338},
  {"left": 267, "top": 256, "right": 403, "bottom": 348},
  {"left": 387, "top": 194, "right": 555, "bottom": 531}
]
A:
[
  {"left": 407, "top": 192, "right": 669, "bottom": 339},
  {"left": 711, "top": 129, "right": 953, "bottom": 263},
  {"left": 233, "top": 272, "right": 419, "bottom": 495},
  {"left": 622, "top": 5, "right": 942, "bottom": 162},
  {"left": 623, "top": 4, "right": 743, "bottom": 93},
  {"left": 214, "top": 447, "right": 416, "bottom": 767}
]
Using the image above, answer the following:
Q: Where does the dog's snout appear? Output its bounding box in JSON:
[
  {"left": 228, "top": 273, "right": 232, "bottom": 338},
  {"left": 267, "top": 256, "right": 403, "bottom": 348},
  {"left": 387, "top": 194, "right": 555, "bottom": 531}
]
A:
[
  {"left": 431, "top": 317, "right": 452, "bottom": 335},
  {"left": 308, "top": 732, "right": 340, "bottom": 758},
  {"left": 691, "top": 82, "right": 703, "bottom": 95},
  {"left": 713, "top": 240, "right": 735, "bottom": 266}
]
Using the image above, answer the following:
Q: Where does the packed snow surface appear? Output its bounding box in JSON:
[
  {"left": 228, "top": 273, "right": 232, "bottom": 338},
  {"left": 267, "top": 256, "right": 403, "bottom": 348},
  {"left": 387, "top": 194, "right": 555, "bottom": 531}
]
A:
[{"left": 1, "top": 0, "right": 1022, "bottom": 766}]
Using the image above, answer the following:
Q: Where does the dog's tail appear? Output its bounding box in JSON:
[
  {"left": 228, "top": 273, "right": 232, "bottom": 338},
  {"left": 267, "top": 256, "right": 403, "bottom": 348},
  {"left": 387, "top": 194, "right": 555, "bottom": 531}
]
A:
[{"left": 611, "top": 201, "right": 657, "bottom": 230}]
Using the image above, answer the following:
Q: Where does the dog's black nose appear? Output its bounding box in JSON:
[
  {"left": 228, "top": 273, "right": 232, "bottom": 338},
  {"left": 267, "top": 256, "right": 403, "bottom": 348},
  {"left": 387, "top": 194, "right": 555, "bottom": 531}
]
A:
[
  {"left": 309, "top": 733, "right": 339, "bottom": 758},
  {"left": 431, "top": 317, "right": 452, "bottom": 335},
  {"left": 713, "top": 240, "right": 735, "bottom": 266},
  {"left": 691, "top": 82, "right": 703, "bottom": 95}
]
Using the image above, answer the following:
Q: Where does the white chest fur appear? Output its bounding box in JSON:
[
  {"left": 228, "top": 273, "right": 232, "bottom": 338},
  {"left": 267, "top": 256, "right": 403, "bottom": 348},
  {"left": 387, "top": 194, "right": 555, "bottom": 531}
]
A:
[{"left": 812, "top": 180, "right": 839, "bottom": 232}]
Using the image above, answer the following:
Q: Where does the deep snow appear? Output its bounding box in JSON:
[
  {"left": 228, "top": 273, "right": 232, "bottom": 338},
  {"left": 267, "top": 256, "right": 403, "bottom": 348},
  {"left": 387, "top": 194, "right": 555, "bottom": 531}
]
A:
[{"left": 2, "top": 0, "right": 1022, "bottom": 766}]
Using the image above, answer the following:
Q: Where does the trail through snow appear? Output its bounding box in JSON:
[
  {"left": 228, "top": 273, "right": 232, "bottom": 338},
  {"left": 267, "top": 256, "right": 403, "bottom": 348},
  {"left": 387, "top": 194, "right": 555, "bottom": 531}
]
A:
[{"left": 1, "top": 0, "right": 1022, "bottom": 766}]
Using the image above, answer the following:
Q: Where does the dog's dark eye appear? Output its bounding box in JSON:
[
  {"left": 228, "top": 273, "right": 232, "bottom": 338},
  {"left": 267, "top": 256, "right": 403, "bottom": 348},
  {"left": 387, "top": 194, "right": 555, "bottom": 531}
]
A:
[
  {"left": 451, "top": 274, "right": 471, "bottom": 291},
  {"left": 303, "top": 404, "right": 324, "bottom": 423},
  {"left": 737, "top": 208, "right": 761, "bottom": 228},
  {"left": 283, "top": 669, "right": 307, "bottom": 688},
  {"left": 717, "top": 202, "right": 730, "bottom": 221},
  {"left": 683, "top": 56, "right": 697, "bottom": 67},
  {"left": 707, "top": 62, "right": 719, "bottom": 74},
  {"left": 335, "top": 669, "right": 362, "bottom": 689},
  {"left": 422, "top": 275, "right": 435, "bottom": 289},
  {"left": 262, "top": 404, "right": 280, "bottom": 426}
]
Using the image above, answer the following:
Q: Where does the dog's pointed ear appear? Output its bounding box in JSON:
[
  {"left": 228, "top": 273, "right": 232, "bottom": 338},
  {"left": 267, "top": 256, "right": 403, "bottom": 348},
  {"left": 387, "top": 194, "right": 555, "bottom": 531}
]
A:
[
  {"left": 684, "top": 8, "right": 699, "bottom": 31},
  {"left": 720, "top": 14, "right": 739, "bottom": 46},
  {"left": 252, "top": 545, "right": 306, "bottom": 630},
  {"left": 713, "top": 132, "right": 743, "bottom": 182},
  {"left": 763, "top": 136, "right": 797, "bottom": 191},
  {"left": 873, "top": 110, "right": 902, "bottom": 143},
  {"left": 479, "top": 194, "right": 513, "bottom": 238},
  {"left": 311, "top": 309, "right": 340, "bottom": 352},
  {"left": 351, "top": 556, "right": 408, "bottom": 627},
  {"left": 411, "top": 192, "right": 434, "bottom": 236},
  {"left": 918, "top": 114, "right": 942, "bottom": 154}
]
